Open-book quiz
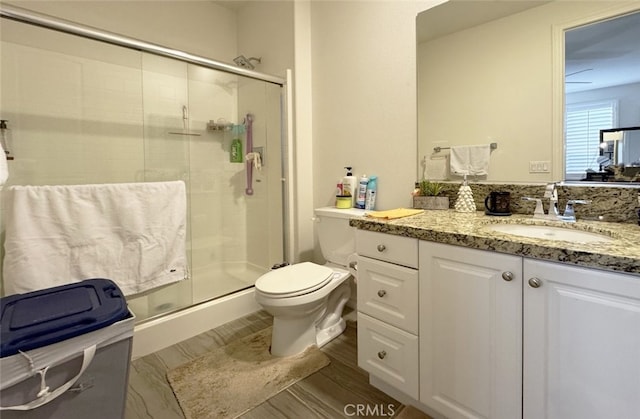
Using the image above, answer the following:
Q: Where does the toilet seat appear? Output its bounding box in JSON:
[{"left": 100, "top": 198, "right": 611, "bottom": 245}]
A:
[{"left": 255, "top": 262, "right": 334, "bottom": 298}]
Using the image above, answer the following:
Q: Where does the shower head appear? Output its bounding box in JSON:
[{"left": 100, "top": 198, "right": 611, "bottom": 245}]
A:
[{"left": 233, "top": 55, "right": 261, "bottom": 70}]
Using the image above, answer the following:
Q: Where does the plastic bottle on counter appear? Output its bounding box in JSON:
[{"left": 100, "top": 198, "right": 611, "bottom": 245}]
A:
[
  {"left": 342, "top": 167, "right": 357, "bottom": 208},
  {"left": 365, "top": 175, "right": 377, "bottom": 210},
  {"left": 356, "top": 174, "right": 369, "bottom": 209}
]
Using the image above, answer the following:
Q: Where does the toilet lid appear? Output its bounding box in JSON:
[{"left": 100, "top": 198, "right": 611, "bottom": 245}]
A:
[{"left": 255, "top": 262, "right": 333, "bottom": 296}]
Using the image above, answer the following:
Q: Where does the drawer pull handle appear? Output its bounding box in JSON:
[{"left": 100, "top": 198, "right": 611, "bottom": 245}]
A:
[
  {"left": 377, "top": 290, "right": 387, "bottom": 298},
  {"left": 502, "top": 271, "right": 514, "bottom": 281},
  {"left": 377, "top": 350, "right": 387, "bottom": 360},
  {"left": 528, "top": 277, "right": 542, "bottom": 288},
  {"left": 376, "top": 244, "right": 386, "bottom": 252}
]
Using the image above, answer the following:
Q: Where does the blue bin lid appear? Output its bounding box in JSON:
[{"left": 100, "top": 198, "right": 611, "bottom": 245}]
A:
[{"left": 0, "top": 279, "right": 129, "bottom": 357}]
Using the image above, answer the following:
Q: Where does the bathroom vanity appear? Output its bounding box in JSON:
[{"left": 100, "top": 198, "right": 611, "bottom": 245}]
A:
[{"left": 352, "top": 211, "right": 640, "bottom": 419}]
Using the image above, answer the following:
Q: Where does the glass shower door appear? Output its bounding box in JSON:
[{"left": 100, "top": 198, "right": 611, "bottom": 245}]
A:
[{"left": 128, "top": 54, "right": 285, "bottom": 320}]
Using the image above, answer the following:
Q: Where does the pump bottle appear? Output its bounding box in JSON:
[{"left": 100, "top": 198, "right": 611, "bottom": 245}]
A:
[{"left": 342, "top": 167, "right": 357, "bottom": 207}]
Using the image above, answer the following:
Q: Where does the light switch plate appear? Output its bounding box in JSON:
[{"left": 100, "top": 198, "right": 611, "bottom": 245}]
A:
[{"left": 529, "top": 161, "right": 551, "bottom": 173}]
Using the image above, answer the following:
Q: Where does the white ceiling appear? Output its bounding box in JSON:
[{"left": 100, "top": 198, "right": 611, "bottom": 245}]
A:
[{"left": 565, "top": 10, "right": 640, "bottom": 93}]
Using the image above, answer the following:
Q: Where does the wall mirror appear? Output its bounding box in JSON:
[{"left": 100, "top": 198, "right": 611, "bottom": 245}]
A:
[
  {"left": 417, "top": 1, "right": 640, "bottom": 184},
  {"left": 564, "top": 10, "right": 640, "bottom": 183}
]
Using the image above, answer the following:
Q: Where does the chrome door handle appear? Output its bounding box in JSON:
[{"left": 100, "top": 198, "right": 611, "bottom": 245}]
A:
[{"left": 528, "top": 277, "right": 542, "bottom": 288}]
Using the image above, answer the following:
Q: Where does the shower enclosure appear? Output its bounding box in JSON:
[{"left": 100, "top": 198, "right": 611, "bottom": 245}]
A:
[{"left": 0, "top": 6, "right": 288, "bottom": 323}]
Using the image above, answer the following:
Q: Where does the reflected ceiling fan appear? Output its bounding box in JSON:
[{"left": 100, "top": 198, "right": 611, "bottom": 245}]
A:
[{"left": 566, "top": 68, "right": 593, "bottom": 84}]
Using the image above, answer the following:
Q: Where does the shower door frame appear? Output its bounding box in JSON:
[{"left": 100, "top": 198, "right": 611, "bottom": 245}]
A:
[{"left": 0, "top": 4, "right": 285, "bottom": 85}]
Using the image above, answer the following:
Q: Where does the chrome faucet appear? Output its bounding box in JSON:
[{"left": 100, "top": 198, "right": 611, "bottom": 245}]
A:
[
  {"left": 544, "top": 183, "right": 559, "bottom": 216},
  {"left": 562, "top": 200, "right": 591, "bottom": 222},
  {"left": 521, "top": 196, "right": 545, "bottom": 217},
  {"left": 521, "top": 183, "right": 591, "bottom": 222}
]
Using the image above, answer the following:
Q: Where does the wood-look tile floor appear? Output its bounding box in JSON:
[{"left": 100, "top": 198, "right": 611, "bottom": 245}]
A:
[{"left": 125, "top": 310, "right": 427, "bottom": 419}]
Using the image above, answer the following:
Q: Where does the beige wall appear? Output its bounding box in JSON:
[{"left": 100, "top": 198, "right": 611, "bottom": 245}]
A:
[
  {"left": 309, "top": 1, "right": 422, "bottom": 212},
  {"left": 5, "top": 0, "right": 238, "bottom": 60},
  {"left": 291, "top": 0, "right": 427, "bottom": 263},
  {"left": 236, "top": 1, "right": 295, "bottom": 78}
]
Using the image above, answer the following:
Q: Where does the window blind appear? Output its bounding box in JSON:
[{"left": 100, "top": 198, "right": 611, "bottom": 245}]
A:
[{"left": 565, "top": 101, "right": 615, "bottom": 180}]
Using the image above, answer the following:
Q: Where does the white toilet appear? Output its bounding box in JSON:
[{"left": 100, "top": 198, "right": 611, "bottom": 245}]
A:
[{"left": 254, "top": 206, "right": 365, "bottom": 357}]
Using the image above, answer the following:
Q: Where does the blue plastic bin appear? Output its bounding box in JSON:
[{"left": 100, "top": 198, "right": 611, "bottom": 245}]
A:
[{"left": 0, "top": 279, "right": 134, "bottom": 419}]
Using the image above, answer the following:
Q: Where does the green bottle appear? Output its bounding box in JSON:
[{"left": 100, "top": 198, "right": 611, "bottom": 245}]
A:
[{"left": 230, "top": 138, "right": 243, "bottom": 163}]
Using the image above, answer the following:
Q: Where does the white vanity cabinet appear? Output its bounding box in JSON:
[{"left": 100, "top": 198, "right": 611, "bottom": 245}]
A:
[
  {"left": 523, "top": 259, "right": 640, "bottom": 419},
  {"left": 355, "top": 230, "right": 420, "bottom": 399},
  {"left": 419, "top": 241, "right": 523, "bottom": 419},
  {"left": 355, "top": 229, "right": 640, "bottom": 419}
]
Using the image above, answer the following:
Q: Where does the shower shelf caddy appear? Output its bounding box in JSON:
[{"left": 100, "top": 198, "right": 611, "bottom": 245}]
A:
[{"left": 207, "top": 120, "right": 236, "bottom": 132}]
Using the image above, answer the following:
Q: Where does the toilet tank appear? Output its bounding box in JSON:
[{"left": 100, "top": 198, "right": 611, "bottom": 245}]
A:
[{"left": 314, "top": 207, "right": 366, "bottom": 267}]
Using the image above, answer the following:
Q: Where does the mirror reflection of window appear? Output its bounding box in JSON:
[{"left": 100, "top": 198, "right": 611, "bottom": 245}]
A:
[{"left": 565, "top": 101, "right": 615, "bottom": 180}]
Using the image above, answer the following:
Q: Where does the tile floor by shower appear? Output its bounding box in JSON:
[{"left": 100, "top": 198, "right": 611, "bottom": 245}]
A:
[{"left": 125, "top": 310, "right": 426, "bottom": 418}]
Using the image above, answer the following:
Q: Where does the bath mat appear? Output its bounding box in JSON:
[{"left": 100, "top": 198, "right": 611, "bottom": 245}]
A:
[{"left": 166, "top": 327, "right": 330, "bottom": 419}]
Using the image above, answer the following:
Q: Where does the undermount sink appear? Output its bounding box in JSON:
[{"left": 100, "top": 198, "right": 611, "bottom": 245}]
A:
[{"left": 484, "top": 223, "right": 614, "bottom": 243}]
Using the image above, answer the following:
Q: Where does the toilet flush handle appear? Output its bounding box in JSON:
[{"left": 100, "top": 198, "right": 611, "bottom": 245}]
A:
[{"left": 348, "top": 261, "right": 357, "bottom": 271}]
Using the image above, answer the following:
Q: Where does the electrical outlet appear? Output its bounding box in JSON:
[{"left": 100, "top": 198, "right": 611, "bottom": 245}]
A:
[{"left": 529, "top": 161, "right": 551, "bottom": 173}]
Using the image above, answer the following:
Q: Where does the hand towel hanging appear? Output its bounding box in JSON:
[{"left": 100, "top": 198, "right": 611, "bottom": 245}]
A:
[{"left": 450, "top": 144, "right": 491, "bottom": 176}]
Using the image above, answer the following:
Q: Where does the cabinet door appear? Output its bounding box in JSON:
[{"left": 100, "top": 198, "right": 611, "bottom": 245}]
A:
[
  {"left": 358, "top": 255, "right": 419, "bottom": 334},
  {"left": 420, "top": 242, "right": 522, "bottom": 419},
  {"left": 358, "top": 312, "right": 419, "bottom": 399},
  {"left": 523, "top": 259, "right": 640, "bottom": 419}
]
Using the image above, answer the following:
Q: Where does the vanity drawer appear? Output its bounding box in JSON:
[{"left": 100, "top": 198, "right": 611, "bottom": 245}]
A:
[
  {"left": 357, "top": 312, "right": 419, "bottom": 400},
  {"left": 356, "top": 230, "right": 418, "bottom": 268},
  {"left": 357, "top": 256, "right": 418, "bottom": 334}
]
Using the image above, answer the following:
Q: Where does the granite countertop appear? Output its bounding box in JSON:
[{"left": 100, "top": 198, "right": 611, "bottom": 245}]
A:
[{"left": 350, "top": 210, "right": 640, "bottom": 275}]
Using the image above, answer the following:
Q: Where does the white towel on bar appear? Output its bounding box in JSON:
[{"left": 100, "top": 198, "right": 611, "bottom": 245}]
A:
[
  {"left": 450, "top": 144, "right": 491, "bottom": 176},
  {"left": 2, "top": 181, "right": 188, "bottom": 296}
]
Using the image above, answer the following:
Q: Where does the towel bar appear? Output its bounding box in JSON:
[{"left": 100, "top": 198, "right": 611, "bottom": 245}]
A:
[{"left": 434, "top": 142, "right": 497, "bottom": 153}]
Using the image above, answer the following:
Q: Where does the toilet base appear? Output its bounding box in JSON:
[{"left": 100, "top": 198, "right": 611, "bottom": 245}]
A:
[
  {"left": 271, "top": 314, "right": 319, "bottom": 357},
  {"left": 268, "top": 280, "right": 351, "bottom": 357},
  {"left": 317, "top": 317, "right": 346, "bottom": 348}
]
